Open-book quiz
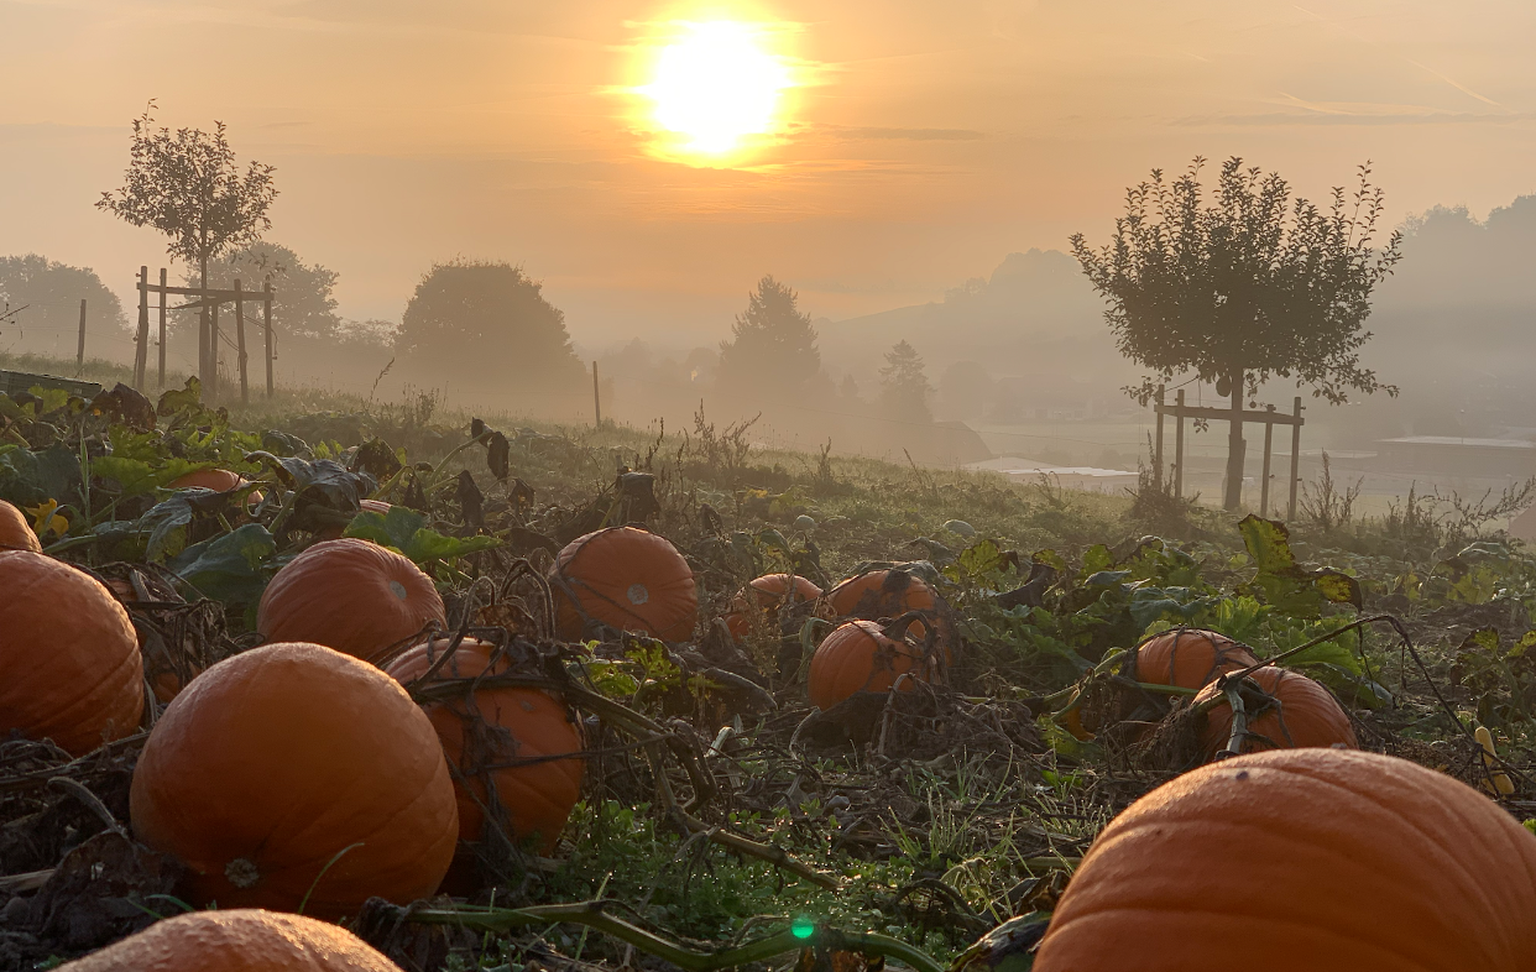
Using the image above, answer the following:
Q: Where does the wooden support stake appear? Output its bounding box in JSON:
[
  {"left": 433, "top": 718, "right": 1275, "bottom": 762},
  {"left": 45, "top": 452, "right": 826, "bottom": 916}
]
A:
[
  {"left": 234, "top": 278, "right": 249, "bottom": 406},
  {"left": 157, "top": 268, "right": 167, "bottom": 389},
  {"left": 209, "top": 301, "right": 220, "bottom": 402},
  {"left": 1289, "top": 396, "right": 1303, "bottom": 521},
  {"left": 1153, "top": 384, "right": 1165, "bottom": 489},
  {"left": 1174, "top": 388, "right": 1185, "bottom": 499},
  {"left": 134, "top": 267, "right": 149, "bottom": 387},
  {"left": 592, "top": 360, "right": 602, "bottom": 427},
  {"left": 1260, "top": 405, "right": 1275, "bottom": 516},
  {"left": 263, "top": 281, "right": 275, "bottom": 399},
  {"left": 76, "top": 299, "right": 87, "bottom": 373}
]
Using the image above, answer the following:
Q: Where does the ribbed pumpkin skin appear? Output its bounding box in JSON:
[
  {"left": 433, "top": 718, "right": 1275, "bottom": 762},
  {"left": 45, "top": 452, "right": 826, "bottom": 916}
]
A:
[
  {"left": 386, "top": 638, "right": 585, "bottom": 853},
  {"left": 808, "top": 620, "right": 929, "bottom": 710},
  {"left": 725, "top": 574, "right": 823, "bottom": 638},
  {"left": 551, "top": 527, "right": 697, "bottom": 642},
  {"left": 58, "top": 908, "right": 403, "bottom": 971},
  {"left": 129, "top": 643, "right": 458, "bottom": 917},
  {"left": 1195, "top": 665, "right": 1357, "bottom": 756},
  {"left": 1133, "top": 628, "right": 1259, "bottom": 689},
  {"left": 0, "top": 498, "right": 42, "bottom": 552},
  {"left": 0, "top": 551, "right": 143, "bottom": 755},
  {"left": 1035, "top": 749, "right": 1536, "bottom": 972},
  {"left": 169, "top": 468, "right": 245, "bottom": 492},
  {"left": 257, "top": 538, "right": 445, "bottom": 663},
  {"left": 827, "top": 569, "right": 942, "bottom": 620}
]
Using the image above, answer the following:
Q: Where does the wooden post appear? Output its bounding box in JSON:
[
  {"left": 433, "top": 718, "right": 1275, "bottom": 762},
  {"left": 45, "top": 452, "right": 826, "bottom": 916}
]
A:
[
  {"left": 1260, "top": 405, "right": 1275, "bottom": 516},
  {"left": 1174, "top": 388, "right": 1185, "bottom": 499},
  {"left": 198, "top": 275, "right": 210, "bottom": 391},
  {"left": 75, "top": 299, "right": 87, "bottom": 373},
  {"left": 134, "top": 267, "right": 149, "bottom": 387},
  {"left": 1224, "top": 367, "right": 1245, "bottom": 510},
  {"left": 209, "top": 300, "right": 221, "bottom": 402},
  {"left": 1288, "top": 396, "right": 1303, "bottom": 521},
  {"left": 157, "top": 268, "right": 167, "bottom": 389},
  {"left": 592, "top": 360, "right": 602, "bottom": 427},
  {"left": 234, "top": 278, "right": 249, "bottom": 406},
  {"left": 263, "top": 280, "right": 274, "bottom": 398},
  {"left": 1153, "top": 384, "right": 1165, "bottom": 489}
]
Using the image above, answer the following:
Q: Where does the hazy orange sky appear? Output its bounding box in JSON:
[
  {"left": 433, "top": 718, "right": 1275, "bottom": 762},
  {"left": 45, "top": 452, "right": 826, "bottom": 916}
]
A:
[{"left": 1, "top": 0, "right": 1533, "bottom": 350}]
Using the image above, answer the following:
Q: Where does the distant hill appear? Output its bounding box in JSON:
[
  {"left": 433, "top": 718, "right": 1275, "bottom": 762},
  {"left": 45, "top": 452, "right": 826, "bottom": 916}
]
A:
[{"left": 817, "top": 248, "right": 1137, "bottom": 418}]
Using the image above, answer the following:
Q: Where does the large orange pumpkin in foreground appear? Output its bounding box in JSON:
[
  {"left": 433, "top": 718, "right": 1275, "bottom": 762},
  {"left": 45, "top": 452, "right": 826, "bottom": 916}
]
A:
[
  {"left": 58, "top": 908, "right": 403, "bottom": 971},
  {"left": 1195, "top": 665, "right": 1357, "bottom": 757},
  {"left": 0, "top": 551, "right": 143, "bottom": 755},
  {"left": 725, "top": 573, "right": 823, "bottom": 638},
  {"left": 1034, "top": 748, "right": 1536, "bottom": 972},
  {"left": 130, "top": 642, "right": 458, "bottom": 916},
  {"left": 551, "top": 527, "right": 697, "bottom": 642},
  {"left": 808, "top": 619, "right": 935, "bottom": 711},
  {"left": 257, "top": 538, "right": 445, "bottom": 663},
  {"left": 0, "top": 498, "right": 42, "bottom": 552},
  {"left": 1132, "top": 628, "right": 1259, "bottom": 689},
  {"left": 386, "top": 636, "right": 585, "bottom": 853}
]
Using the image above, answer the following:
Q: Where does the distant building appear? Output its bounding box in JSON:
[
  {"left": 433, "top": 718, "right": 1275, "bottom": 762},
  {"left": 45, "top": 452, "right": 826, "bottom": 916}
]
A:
[{"left": 965, "top": 456, "right": 1138, "bottom": 493}]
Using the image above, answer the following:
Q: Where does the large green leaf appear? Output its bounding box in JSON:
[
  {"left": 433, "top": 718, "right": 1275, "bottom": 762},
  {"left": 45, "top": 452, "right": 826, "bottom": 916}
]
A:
[
  {"left": 0, "top": 443, "right": 83, "bottom": 508},
  {"left": 1238, "top": 514, "right": 1361, "bottom": 618},
  {"left": 170, "top": 523, "right": 276, "bottom": 608},
  {"left": 343, "top": 506, "right": 500, "bottom": 564}
]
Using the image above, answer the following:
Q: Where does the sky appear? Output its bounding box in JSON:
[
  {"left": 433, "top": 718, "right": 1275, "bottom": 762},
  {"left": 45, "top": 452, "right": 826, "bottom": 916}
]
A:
[{"left": 1, "top": 0, "right": 1533, "bottom": 351}]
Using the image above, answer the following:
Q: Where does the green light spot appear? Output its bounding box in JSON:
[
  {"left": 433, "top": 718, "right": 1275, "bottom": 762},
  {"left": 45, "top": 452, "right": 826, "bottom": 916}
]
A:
[{"left": 791, "top": 917, "right": 815, "bottom": 940}]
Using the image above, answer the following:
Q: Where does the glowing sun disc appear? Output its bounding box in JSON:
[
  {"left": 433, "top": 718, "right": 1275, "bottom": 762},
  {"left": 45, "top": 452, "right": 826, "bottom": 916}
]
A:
[{"left": 642, "top": 21, "right": 791, "bottom": 155}]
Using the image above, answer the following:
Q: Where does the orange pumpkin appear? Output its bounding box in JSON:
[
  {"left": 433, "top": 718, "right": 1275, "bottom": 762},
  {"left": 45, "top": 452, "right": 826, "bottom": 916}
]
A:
[
  {"left": 1195, "top": 665, "right": 1357, "bottom": 757},
  {"left": 386, "top": 637, "right": 585, "bottom": 853},
  {"left": 169, "top": 467, "right": 263, "bottom": 510},
  {"left": 257, "top": 538, "right": 446, "bottom": 664},
  {"left": 129, "top": 642, "right": 458, "bottom": 917},
  {"left": 551, "top": 527, "right": 697, "bottom": 642},
  {"left": 825, "top": 568, "right": 951, "bottom": 645},
  {"left": 57, "top": 907, "right": 404, "bottom": 971},
  {"left": 0, "top": 551, "right": 144, "bottom": 755},
  {"left": 725, "top": 573, "right": 823, "bottom": 638},
  {"left": 807, "top": 619, "right": 936, "bottom": 710},
  {"left": 0, "top": 498, "right": 42, "bottom": 552},
  {"left": 1132, "top": 628, "right": 1259, "bottom": 689},
  {"left": 1034, "top": 748, "right": 1536, "bottom": 972}
]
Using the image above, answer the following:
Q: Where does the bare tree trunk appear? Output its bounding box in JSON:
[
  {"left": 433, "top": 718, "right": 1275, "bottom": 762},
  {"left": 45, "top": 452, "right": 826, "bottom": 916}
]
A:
[
  {"left": 1224, "top": 366, "right": 1246, "bottom": 510},
  {"left": 198, "top": 255, "right": 210, "bottom": 393}
]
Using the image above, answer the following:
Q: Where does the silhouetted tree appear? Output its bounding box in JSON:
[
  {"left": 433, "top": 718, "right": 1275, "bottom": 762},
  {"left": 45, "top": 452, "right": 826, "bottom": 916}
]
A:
[
  {"left": 879, "top": 339, "right": 933, "bottom": 424},
  {"left": 96, "top": 104, "right": 277, "bottom": 381},
  {"left": 0, "top": 255, "right": 129, "bottom": 357},
  {"left": 717, "top": 276, "right": 821, "bottom": 403},
  {"left": 395, "top": 260, "right": 583, "bottom": 390},
  {"left": 1071, "top": 157, "right": 1402, "bottom": 509},
  {"left": 175, "top": 241, "right": 340, "bottom": 342}
]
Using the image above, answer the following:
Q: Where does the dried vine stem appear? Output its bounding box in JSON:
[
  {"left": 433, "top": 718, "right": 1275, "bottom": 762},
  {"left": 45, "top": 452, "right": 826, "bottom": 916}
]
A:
[{"left": 388, "top": 900, "right": 944, "bottom": 972}]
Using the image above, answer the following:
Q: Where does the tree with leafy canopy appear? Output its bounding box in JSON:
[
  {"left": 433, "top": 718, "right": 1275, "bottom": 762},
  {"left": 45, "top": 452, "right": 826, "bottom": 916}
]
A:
[
  {"left": 1070, "top": 156, "right": 1402, "bottom": 510},
  {"left": 879, "top": 339, "right": 933, "bottom": 425},
  {"left": 395, "top": 260, "right": 583, "bottom": 392},
  {"left": 717, "top": 275, "right": 822, "bottom": 403},
  {"left": 176, "top": 242, "right": 340, "bottom": 342},
  {"left": 96, "top": 103, "right": 277, "bottom": 381},
  {"left": 0, "top": 255, "right": 130, "bottom": 356}
]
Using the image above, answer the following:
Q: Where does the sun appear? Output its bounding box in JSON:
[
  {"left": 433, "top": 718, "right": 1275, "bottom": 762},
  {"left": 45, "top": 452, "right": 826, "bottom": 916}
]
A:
[{"left": 639, "top": 21, "right": 792, "bottom": 158}]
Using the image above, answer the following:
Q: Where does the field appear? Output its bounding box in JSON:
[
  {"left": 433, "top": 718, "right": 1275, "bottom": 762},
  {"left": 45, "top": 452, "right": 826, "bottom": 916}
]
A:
[{"left": 3, "top": 358, "right": 1535, "bottom": 971}]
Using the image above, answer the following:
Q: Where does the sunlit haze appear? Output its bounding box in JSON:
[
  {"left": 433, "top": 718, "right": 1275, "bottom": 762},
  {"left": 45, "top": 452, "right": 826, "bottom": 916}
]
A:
[{"left": 639, "top": 20, "right": 794, "bottom": 159}]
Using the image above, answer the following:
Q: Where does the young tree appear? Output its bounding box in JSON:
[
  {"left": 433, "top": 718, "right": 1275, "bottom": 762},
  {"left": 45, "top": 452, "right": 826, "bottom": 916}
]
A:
[
  {"left": 395, "top": 260, "right": 583, "bottom": 392},
  {"left": 716, "top": 276, "right": 821, "bottom": 403},
  {"left": 879, "top": 339, "right": 933, "bottom": 425},
  {"left": 1070, "top": 157, "right": 1402, "bottom": 509},
  {"left": 96, "top": 104, "right": 277, "bottom": 385}
]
